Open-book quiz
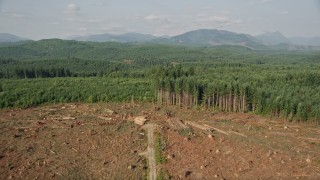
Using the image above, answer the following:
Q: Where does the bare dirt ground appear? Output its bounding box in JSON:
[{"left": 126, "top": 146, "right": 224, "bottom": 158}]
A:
[
  {"left": 0, "top": 103, "right": 148, "bottom": 179},
  {"left": 0, "top": 103, "right": 319, "bottom": 179}
]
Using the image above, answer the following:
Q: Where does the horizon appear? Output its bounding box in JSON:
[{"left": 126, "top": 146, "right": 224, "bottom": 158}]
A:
[
  {"left": 2, "top": 29, "right": 320, "bottom": 42},
  {"left": 0, "top": 0, "right": 320, "bottom": 40}
]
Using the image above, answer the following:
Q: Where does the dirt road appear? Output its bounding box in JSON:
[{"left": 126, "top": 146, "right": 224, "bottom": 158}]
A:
[{"left": 142, "top": 124, "right": 156, "bottom": 180}]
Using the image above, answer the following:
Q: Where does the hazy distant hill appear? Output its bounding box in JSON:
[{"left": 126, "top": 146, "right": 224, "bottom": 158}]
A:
[
  {"left": 0, "top": 38, "right": 262, "bottom": 62},
  {"left": 69, "top": 29, "right": 266, "bottom": 49},
  {"left": 66, "top": 29, "right": 320, "bottom": 50},
  {"left": 70, "top": 33, "right": 157, "bottom": 43},
  {"left": 269, "top": 43, "right": 309, "bottom": 51},
  {"left": 167, "top": 29, "right": 266, "bottom": 49},
  {"left": 2, "top": 29, "right": 320, "bottom": 51},
  {"left": 289, "top": 37, "right": 320, "bottom": 46},
  {"left": 255, "top": 31, "right": 290, "bottom": 45},
  {"left": 0, "top": 39, "right": 94, "bottom": 59},
  {"left": 0, "top": 33, "right": 28, "bottom": 42}
]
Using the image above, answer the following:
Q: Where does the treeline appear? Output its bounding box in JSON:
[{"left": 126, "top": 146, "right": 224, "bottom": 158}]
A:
[
  {"left": 3, "top": 67, "right": 148, "bottom": 79},
  {"left": 153, "top": 66, "right": 320, "bottom": 124},
  {"left": 0, "top": 67, "right": 102, "bottom": 79},
  {"left": 0, "top": 58, "right": 151, "bottom": 79},
  {"left": 13, "top": 67, "right": 72, "bottom": 78}
]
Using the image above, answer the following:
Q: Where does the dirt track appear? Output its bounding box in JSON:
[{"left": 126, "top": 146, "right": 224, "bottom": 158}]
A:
[{"left": 142, "top": 124, "right": 156, "bottom": 180}]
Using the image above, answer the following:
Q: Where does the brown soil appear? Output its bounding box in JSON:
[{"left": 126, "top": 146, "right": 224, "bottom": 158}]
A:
[{"left": 0, "top": 103, "right": 319, "bottom": 179}]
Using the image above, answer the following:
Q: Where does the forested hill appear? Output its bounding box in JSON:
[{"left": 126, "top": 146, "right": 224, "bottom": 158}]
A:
[
  {"left": 168, "top": 29, "right": 265, "bottom": 49},
  {"left": 0, "top": 38, "right": 317, "bottom": 61},
  {"left": 0, "top": 39, "right": 257, "bottom": 78},
  {"left": 0, "top": 38, "right": 262, "bottom": 62},
  {"left": 0, "top": 38, "right": 319, "bottom": 79}
]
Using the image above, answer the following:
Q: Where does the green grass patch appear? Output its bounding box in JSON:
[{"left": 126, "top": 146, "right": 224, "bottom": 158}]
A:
[
  {"left": 155, "top": 133, "right": 166, "bottom": 165},
  {"left": 157, "top": 168, "right": 170, "bottom": 180},
  {"left": 178, "top": 128, "right": 193, "bottom": 138},
  {"left": 142, "top": 158, "right": 148, "bottom": 180}
]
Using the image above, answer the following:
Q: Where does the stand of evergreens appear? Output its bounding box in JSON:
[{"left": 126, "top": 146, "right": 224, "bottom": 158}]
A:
[
  {"left": 153, "top": 65, "right": 320, "bottom": 124},
  {"left": 0, "top": 39, "right": 319, "bottom": 124}
]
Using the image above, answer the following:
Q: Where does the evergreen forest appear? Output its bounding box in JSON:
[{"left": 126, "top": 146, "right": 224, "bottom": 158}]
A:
[{"left": 1, "top": 39, "right": 320, "bottom": 124}]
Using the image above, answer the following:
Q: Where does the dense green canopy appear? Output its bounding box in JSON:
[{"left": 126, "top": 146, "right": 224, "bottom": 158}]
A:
[{"left": 0, "top": 39, "right": 319, "bottom": 124}]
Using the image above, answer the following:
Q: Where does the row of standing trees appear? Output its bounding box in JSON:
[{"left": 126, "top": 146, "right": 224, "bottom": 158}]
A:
[
  {"left": 13, "top": 67, "right": 72, "bottom": 78},
  {"left": 153, "top": 66, "right": 320, "bottom": 124},
  {"left": 155, "top": 77, "right": 251, "bottom": 113}
]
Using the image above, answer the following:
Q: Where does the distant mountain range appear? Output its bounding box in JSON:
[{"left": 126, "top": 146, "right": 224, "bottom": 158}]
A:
[
  {"left": 152, "top": 29, "right": 266, "bottom": 49},
  {"left": 68, "top": 29, "right": 265, "bottom": 49},
  {"left": 0, "top": 33, "right": 28, "bottom": 42},
  {"left": 255, "top": 31, "right": 320, "bottom": 46},
  {"left": 289, "top": 37, "right": 320, "bottom": 46},
  {"left": 69, "top": 33, "right": 157, "bottom": 43},
  {"left": 1, "top": 30, "right": 320, "bottom": 50},
  {"left": 68, "top": 29, "right": 320, "bottom": 50},
  {"left": 255, "top": 31, "right": 291, "bottom": 45}
]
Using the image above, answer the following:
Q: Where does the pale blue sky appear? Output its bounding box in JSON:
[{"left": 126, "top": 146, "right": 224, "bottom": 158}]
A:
[{"left": 0, "top": 0, "right": 319, "bottom": 39}]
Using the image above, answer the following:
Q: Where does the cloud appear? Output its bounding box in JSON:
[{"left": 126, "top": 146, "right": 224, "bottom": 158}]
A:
[
  {"left": 143, "top": 14, "right": 172, "bottom": 23},
  {"left": 259, "top": 0, "right": 272, "bottom": 4},
  {"left": 63, "top": 17, "right": 77, "bottom": 22},
  {"left": 281, "top": 11, "right": 289, "bottom": 15},
  {"left": 144, "top": 14, "right": 164, "bottom": 22},
  {"left": 195, "top": 7, "right": 235, "bottom": 25},
  {"left": 51, "top": 22, "right": 60, "bottom": 25},
  {"left": 79, "top": 27, "right": 88, "bottom": 32},
  {"left": 91, "top": 2, "right": 108, "bottom": 6},
  {"left": 100, "top": 26, "right": 130, "bottom": 34},
  {"left": 64, "top": 4, "right": 80, "bottom": 15},
  {"left": 195, "top": 13, "right": 243, "bottom": 27},
  {"left": 10, "top": 13, "right": 26, "bottom": 18},
  {"left": 85, "top": 18, "right": 105, "bottom": 23},
  {"left": 198, "top": 16, "right": 230, "bottom": 23}
]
